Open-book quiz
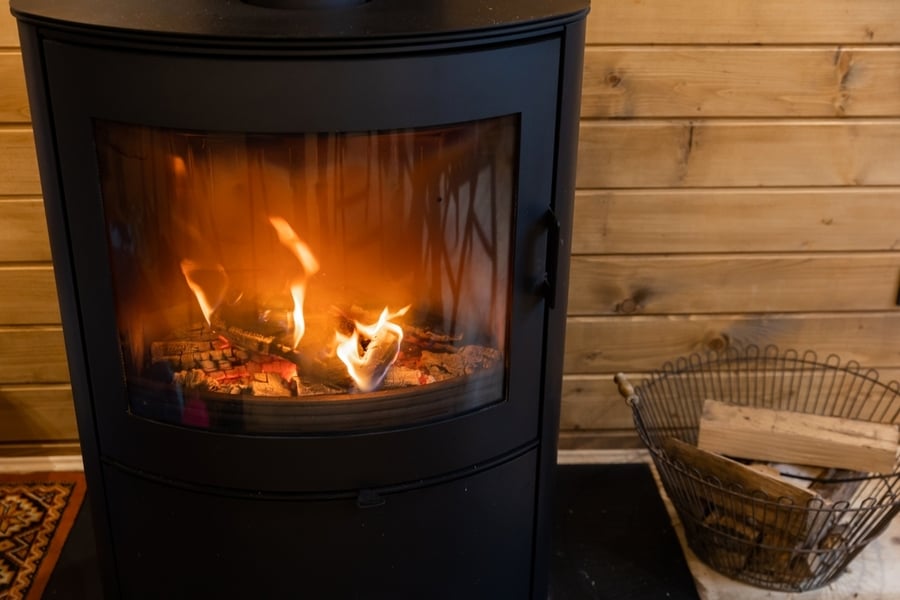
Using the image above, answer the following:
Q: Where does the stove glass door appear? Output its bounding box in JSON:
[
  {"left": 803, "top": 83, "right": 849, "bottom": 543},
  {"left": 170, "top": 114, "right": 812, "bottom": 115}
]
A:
[{"left": 95, "top": 116, "right": 516, "bottom": 433}]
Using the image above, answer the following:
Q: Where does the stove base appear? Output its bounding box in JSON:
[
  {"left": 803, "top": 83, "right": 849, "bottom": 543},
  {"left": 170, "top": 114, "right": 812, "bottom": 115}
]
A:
[{"left": 101, "top": 448, "right": 538, "bottom": 599}]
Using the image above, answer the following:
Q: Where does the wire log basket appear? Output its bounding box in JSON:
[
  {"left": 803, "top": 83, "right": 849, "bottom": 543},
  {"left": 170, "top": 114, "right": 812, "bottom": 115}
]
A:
[{"left": 615, "top": 345, "right": 900, "bottom": 592}]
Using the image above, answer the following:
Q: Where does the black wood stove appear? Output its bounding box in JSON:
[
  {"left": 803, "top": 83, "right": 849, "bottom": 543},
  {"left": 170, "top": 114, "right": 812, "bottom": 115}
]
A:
[{"left": 11, "top": 0, "right": 588, "bottom": 597}]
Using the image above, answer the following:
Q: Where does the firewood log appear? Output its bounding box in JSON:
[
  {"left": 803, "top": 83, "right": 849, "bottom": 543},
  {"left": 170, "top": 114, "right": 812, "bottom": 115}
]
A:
[
  {"left": 697, "top": 400, "right": 899, "bottom": 474},
  {"left": 661, "top": 437, "right": 819, "bottom": 543}
]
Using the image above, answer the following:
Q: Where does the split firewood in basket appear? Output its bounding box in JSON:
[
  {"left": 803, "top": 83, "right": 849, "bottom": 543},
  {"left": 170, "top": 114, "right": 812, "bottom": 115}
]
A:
[
  {"left": 745, "top": 461, "right": 866, "bottom": 549},
  {"left": 748, "top": 463, "right": 865, "bottom": 507},
  {"left": 661, "top": 437, "right": 820, "bottom": 541},
  {"left": 805, "top": 468, "right": 868, "bottom": 554},
  {"left": 702, "top": 511, "right": 757, "bottom": 572},
  {"left": 696, "top": 402, "right": 891, "bottom": 573},
  {"left": 807, "top": 468, "right": 866, "bottom": 506},
  {"left": 697, "top": 400, "right": 899, "bottom": 474},
  {"left": 750, "top": 529, "right": 814, "bottom": 584},
  {"left": 663, "top": 437, "right": 831, "bottom": 585},
  {"left": 817, "top": 523, "right": 850, "bottom": 551}
]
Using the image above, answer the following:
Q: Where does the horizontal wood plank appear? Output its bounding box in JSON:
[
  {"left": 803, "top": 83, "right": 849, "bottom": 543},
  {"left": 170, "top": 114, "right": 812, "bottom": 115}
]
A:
[
  {"left": 0, "top": 51, "right": 28, "bottom": 122},
  {"left": 0, "top": 198, "right": 50, "bottom": 261},
  {"left": 573, "top": 188, "right": 900, "bottom": 254},
  {"left": 561, "top": 374, "right": 636, "bottom": 431},
  {"left": 0, "top": 128, "right": 40, "bottom": 195},
  {"left": 0, "top": 442, "right": 82, "bottom": 457},
  {"left": 569, "top": 253, "right": 900, "bottom": 316},
  {"left": 560, "top": 368, "right": 900, "bottom": 433},
  {"left": 586, "top": 0, "right": 900, "bottom": 45},
  {"left": 564, "top": 313, "right": 900, "bottom": 374},
  {"left": 0, "top": 9, "right": 18, "bottom": 48},
  {"left": 558, "top": 429, "right": 643, "bottom": 450},
  {"left": 577, "top": 119, "right": 900, "bottom": 188},
  {"left": 0, "top": 266, "right": 59, "bottom": 325},
  {"left": 697, "top": 401, "right": 899, "bottom": 474},
  {"left": 0, "top": 327, "right": 68, "bottom": 384},
  {"left": 0, "top": 385, "right": 77, "bottom": 441},
  {"left": 583, "top": 46, "right": 900, "bottom": 118}
]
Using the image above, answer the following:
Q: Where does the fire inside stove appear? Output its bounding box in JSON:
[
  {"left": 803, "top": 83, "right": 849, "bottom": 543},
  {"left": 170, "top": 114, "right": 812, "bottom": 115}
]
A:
[{"left": 94, "top": 116, "right": 517, "bottom": 433}]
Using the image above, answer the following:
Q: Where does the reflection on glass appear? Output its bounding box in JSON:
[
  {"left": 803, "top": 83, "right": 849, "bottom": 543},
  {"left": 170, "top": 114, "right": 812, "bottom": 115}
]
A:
[{"left": 94, "top": 116, "right": 518, "bottom": 433}]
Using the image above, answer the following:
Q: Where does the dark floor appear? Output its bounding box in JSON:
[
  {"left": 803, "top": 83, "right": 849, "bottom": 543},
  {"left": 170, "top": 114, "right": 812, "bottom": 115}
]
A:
[
  {"left": 44, "top": 463, "right": 699, "bottom": 599},
  {"left": 549, "top": 463, "right": 699, "bottom": 600}
]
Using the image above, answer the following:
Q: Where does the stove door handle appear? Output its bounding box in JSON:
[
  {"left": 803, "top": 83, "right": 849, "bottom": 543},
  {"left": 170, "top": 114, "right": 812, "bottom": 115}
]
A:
[
  {"left": 357, "top": 488, "right": 386, "bottom": 509},
  {"left": 542, "top": 207, "right": 562, "bottom": 309}
]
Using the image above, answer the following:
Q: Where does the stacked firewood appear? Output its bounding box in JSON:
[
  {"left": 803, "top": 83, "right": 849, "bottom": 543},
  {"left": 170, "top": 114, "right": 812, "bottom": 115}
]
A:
[
  {"left": 152, "top": 336, "right": 305, "bottom": 396},
  {"left": 661, "top": 401, "right": 899, "bottom": 585}
]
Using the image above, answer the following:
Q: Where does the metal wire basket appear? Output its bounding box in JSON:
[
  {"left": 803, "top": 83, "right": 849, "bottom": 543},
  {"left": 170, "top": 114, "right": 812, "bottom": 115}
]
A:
[{"left": 615, "top": 345, "right": 900, "bottom": 592}]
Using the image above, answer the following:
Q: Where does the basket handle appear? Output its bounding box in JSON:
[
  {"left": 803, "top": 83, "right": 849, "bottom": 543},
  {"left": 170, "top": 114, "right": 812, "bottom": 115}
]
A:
[{"left": 614, "top": 372, "right": 639, "bottom": 406}]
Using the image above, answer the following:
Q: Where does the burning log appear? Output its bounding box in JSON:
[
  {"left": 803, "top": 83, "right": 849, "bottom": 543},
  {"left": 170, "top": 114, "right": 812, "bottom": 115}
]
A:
[
  {"left": 150, "top": 340, "right": 218, "bottom": 363},
  {"left": 403, "top": 326, "right": 464, "bottom": 353},
  {"left": 148, "top": 302, "right": 501, "bottom": 399},
  {"left": 206, "top": 310, "right": 347, "bottom": 386},
  {"left": 250, "top": 372, "right": 291, "bottom": 396},
  {"left": 336, "top": 316, "right": 403, "bottom": 393},
  {"left": 168, "top": 216, "right": 503, "bottom": 400},
  {"left": 384, "top": 366, "right": 435, "bottom": 387},
  {"left": 217, "top": 323, "right": 276, "bottom": 355},
  {"left": 416, "top": 345, "right": 502, "bottom": 381}
]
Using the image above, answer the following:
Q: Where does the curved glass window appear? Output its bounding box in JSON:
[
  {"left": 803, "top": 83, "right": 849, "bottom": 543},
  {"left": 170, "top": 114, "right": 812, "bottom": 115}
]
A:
[{"left": 94, "top": 116, "right": 518, "bottom": 433}]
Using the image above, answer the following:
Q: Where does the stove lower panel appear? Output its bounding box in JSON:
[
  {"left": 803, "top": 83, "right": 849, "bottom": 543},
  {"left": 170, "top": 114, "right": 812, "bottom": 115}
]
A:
[{"left": 102, "top": 448, "right": 538, "bottom": 599}]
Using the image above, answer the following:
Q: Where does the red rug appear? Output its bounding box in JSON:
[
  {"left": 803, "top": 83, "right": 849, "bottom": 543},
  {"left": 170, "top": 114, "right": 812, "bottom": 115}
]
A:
[{"left": 0, "top": 472, "right": 86, "bottom": 600}]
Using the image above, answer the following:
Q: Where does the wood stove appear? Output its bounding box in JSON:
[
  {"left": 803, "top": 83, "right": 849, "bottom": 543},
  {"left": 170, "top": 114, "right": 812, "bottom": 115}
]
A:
[{"left": 11, "top": 0, "right": 588, "bottom": 597}]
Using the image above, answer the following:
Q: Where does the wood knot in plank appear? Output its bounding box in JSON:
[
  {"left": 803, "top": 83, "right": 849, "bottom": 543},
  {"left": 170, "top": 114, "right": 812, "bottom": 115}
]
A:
[
  {"left": 704, "top": 333, "right": 731, "bottom": 352},
  {"left": 615, "top": 288, "right": 652, "bottom": 314}
]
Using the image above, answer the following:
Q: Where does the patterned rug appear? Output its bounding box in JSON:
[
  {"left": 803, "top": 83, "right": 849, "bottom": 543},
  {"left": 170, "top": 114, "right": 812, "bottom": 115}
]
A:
[{"left": 0, "top": 472, "right": 86, "bottom": 600}]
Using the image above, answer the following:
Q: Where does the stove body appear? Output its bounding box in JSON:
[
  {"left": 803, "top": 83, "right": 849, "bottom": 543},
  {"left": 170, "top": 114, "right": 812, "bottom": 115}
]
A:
[{"left": 11, "top": 1, "right": 588, "bottom": 597}]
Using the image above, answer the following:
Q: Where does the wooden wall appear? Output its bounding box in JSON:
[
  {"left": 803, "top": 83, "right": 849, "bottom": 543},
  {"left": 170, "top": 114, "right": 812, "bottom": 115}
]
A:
[
  {"left": 561, "top": 0, "right": 900, "bottom": 449},
  {"left": 2, "top": 3, "right": 900, "bottom": 454}
]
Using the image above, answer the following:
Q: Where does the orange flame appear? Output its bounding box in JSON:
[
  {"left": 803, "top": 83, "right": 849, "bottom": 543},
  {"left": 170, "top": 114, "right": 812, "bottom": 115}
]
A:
[
  {"left": 180, "top": 259, "right": 228, "bottom": 326},
  {"left": 335, "top": 306, "right": 410, "bottom": 392},
  {"left": 269, "top": 216, "right": 320, "bottom": 349}
]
